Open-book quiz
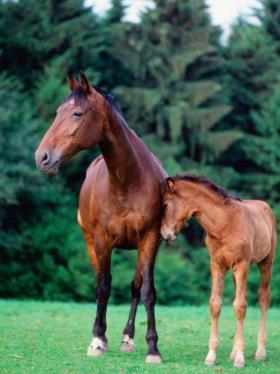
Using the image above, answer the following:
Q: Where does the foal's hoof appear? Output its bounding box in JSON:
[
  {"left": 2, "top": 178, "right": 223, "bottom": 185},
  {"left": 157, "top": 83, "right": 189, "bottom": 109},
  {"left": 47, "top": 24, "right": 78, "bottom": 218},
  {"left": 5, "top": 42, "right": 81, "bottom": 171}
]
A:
[
  {"left": 233, "top": 355, "right": 245, "bottom": 369},
  {"left": 145, "top": 354, "right": 162, "bottom": 364},
  {"left": 120, "top": 335, "right": 136, "bottom": 352},
  {"left": 233, "top": 361, "right": 245, "bottom": 369},
  {"left": 255, "top": 346, "right": 266, "bottom": 361},
  {"left": 204, "top": 358, "right": 216, "bottom": 366},
  {"left": 204, "top": 350, "right": 216, "bottom": 366},
  {"left": 229, "top": 349, "right": 236, "bottom": 361},
  {"left": 87, "top": 337, "right": 108, "bottom": 357}
]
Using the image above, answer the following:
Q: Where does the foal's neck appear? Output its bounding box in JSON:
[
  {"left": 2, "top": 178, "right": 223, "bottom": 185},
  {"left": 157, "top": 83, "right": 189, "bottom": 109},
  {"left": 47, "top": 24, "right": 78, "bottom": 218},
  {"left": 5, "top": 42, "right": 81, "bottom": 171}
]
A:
[
  {"left": 99, "top": 106, "right": 142, "bottom": 188},
  {"left": 183, "top": 183, "right": 226, "bottom": 235}
]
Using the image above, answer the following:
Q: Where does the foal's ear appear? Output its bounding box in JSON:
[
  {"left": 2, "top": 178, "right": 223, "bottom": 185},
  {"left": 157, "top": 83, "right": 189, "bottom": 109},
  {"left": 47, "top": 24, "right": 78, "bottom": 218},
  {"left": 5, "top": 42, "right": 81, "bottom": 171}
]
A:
[
  {"left": 79, "top": 71, "right": 91, "bottom": 95},
  {"left": 67, "top": 72, "right": 79, "bottom": 91},
  {"left": 166, "top": 178, "right": 176, "bottom": 193}
]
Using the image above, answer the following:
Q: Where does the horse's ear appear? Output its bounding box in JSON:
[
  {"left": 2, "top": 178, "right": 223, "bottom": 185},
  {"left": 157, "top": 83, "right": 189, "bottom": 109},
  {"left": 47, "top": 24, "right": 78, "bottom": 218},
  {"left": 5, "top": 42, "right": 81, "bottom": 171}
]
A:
[
  {"left": 79, "top": 71, "right": 91, "bottom": 94},
  {"left": 167, "top": 178, "right": 176, "bottom": 193},
  {"left": 67, "top": 72, "right": 79, "bottom": 91}
]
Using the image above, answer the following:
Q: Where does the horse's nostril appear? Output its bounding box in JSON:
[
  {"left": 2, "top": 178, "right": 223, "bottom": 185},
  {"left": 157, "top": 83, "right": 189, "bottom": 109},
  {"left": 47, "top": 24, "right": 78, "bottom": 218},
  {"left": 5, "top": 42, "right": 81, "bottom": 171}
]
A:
[{"left": 41, "top": 151, "right": 50, "bottom": 165}]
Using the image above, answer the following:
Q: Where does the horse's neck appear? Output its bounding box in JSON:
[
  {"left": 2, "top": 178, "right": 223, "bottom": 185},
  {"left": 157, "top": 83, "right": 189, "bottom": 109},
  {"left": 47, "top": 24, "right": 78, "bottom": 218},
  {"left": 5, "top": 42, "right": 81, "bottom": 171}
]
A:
[
  {"left": 99, "top": 109, "right": 142, "bottom": 188},
  {"left": 184, "top": 184, "right": 225, "bottom": 235}
]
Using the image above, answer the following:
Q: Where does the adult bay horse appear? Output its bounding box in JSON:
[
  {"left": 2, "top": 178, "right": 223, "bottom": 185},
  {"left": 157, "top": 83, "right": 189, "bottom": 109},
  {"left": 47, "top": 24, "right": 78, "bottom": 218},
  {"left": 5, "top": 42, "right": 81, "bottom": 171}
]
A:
[
  {"left": 35, "top": 72, "right": 167, "bottom": 363},
  {"left": 160, "top": 175, "right": 277, "bottom": 368}
]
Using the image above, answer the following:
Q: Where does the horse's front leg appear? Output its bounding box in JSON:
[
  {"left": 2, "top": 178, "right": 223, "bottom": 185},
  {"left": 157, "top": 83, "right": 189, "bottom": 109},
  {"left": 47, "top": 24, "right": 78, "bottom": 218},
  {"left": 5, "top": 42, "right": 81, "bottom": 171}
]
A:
[
  {"left": 121, "top": 258, "right": 142, "bottom": 352},
  {"left": 87, "top": 236, "right": 112, "bottom": 357},
  {"left": 138, "top": 230, "right": 162, "bottom": 364}
]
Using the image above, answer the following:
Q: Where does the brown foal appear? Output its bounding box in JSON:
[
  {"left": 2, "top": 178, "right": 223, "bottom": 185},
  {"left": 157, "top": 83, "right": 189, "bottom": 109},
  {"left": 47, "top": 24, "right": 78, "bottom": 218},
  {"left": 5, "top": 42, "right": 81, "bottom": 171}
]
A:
[
  {"left": 35, "top": 73, "right": 166, "bottom": 363},
  {"left": 160, "top": 175, "right": 277, "bottom": 369}
]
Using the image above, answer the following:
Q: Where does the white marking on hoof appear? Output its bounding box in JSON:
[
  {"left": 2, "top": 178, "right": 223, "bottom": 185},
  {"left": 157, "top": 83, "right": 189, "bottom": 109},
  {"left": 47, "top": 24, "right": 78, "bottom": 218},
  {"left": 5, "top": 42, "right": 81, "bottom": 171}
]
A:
[
  {"left": 87, "top": 337, "right": 108, "bottom": 357},
  {"left": 233, "top": 352, "right": 245, "bottom": 369},
  {"left": 145, "top": 354, "right": 162, "bottom": 364},
  {"left": 204, "top": 350, "right": 216, "bottom": 366},
  {"left": 120, "top": 335, "right": 136, "bottom": 352},
  {"left": 255, "top": 345, "right": 266, "bottom": 361}
]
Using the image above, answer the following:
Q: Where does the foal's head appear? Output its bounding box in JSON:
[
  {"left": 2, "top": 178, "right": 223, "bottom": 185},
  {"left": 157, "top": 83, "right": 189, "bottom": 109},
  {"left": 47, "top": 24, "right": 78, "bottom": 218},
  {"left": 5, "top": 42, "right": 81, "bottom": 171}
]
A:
[
  {"left": 160, "top": 178, "right": 196, "bottom": 242},
  {"left": 35, "top": 72, "right": 107, "bottom": 174}
]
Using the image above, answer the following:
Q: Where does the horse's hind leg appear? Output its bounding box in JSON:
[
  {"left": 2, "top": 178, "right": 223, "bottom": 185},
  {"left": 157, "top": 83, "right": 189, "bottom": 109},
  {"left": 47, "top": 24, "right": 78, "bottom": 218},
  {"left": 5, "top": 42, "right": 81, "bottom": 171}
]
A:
[
  {"left": 255, "top": 253, "right": 274, "bottom": 361},
  {"left": 231, "top": 261, "right": 249, "bottom": 369},
  {"left": 121, "top": 258, "right": 142, "bottom": 352},
  {"left": 205, "top": 260, "right": 226, "bottom": 366}
]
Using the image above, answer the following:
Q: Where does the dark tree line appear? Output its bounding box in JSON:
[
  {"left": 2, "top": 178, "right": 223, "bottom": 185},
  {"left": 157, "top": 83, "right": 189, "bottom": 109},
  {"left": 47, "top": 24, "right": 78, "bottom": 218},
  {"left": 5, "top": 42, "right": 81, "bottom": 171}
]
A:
[{"left": 0, "top": 0, "right": 279, "bottom": 305}]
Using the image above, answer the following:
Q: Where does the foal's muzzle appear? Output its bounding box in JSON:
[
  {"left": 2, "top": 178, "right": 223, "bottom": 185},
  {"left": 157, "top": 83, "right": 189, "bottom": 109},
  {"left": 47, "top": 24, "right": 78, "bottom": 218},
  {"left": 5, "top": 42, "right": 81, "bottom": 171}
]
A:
[
  {"left": 35, "top": 149, "right": 60, "bottom": 175},
  {"left": 160, "top": 227, "right": 178, "bottom": 243}
]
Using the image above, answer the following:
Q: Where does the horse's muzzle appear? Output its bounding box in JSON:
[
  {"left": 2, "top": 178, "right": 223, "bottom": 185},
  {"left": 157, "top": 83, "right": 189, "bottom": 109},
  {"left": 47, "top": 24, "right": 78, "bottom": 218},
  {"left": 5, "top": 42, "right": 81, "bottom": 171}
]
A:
[{"left": 35, "top": 149, "right": 60, "bottom": 175}]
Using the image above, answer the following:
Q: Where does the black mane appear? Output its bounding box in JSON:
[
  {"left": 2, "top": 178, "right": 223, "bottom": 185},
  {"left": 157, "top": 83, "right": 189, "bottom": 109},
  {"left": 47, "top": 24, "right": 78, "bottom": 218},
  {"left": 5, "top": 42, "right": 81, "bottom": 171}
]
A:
[
  {"left": 66, "top": 85, "right": 121, "bottom": 112},
  {"left": 167, "top": 173, "right": 241, "bottom": 201}
]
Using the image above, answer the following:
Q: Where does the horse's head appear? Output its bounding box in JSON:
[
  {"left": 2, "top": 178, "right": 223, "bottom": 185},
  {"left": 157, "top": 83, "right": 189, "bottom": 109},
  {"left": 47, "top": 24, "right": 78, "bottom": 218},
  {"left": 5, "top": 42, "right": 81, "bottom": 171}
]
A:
[
  {"left": 35, "top": 72, "right": 106, "bottom": 174},
  {"left": 160, "top": 178, "right": 195, "bottom": 242}
]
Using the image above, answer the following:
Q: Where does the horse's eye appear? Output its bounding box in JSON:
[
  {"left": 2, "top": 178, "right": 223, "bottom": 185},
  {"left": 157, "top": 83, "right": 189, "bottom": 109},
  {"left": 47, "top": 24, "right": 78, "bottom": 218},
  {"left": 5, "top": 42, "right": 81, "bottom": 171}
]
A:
[{"left": 73, "top": 111, "right": 83, "bottom": 117}]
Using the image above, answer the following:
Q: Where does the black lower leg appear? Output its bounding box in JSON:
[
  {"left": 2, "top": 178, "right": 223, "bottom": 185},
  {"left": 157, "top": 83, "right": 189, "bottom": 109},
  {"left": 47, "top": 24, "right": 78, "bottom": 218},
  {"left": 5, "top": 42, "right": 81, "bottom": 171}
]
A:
[
  {"left": 141, "top": 275, "right": 160, "bottom": 356},
  {"left": 93, "top": 271, "right": 112, "bottom": 340},
  {"left": 123, "top": 272, "right": 142, "bottom": 338}
]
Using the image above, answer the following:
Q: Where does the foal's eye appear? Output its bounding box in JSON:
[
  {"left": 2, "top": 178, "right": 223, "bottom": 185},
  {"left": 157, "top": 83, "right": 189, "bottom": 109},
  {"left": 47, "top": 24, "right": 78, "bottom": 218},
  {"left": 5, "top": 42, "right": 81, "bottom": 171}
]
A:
[
  {"left": 73, "top": 111, "right": 83, "bottom": 117},
  {"left": 162, "top": 203, "right": 167, "bottom": 210}
]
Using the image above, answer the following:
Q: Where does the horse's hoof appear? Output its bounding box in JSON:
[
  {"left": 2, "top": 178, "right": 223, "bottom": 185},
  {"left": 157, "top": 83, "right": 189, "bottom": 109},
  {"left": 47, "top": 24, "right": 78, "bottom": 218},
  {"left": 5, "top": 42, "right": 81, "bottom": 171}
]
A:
[
  {"left": 87, "top": 337, "right": 108, "bottom": 357},
  {"left": 120, "top": 335, "right": 136, "bottom": 352},
  {"left": 145, "top": 354, "right": 162, "bottom": 364}
]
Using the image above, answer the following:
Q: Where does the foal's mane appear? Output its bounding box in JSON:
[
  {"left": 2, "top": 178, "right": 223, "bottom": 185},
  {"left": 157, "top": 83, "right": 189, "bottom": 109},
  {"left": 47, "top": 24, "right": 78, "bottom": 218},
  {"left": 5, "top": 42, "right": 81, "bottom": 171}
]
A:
[{"left": 166, "top": 174, "right": 241, "bottom": 202}]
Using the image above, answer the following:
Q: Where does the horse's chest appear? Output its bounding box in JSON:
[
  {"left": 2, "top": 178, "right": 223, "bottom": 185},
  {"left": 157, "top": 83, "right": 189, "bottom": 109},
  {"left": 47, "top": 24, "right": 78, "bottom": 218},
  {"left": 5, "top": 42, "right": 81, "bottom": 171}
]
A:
[{"left": 99, "top": 208, "right": 148, "bottom": 247}]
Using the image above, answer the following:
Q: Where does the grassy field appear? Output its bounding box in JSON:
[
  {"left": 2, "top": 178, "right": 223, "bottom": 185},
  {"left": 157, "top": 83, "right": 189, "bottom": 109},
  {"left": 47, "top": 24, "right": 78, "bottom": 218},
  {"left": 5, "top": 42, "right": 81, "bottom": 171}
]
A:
[{"left": 0, "top": 300, "right": 279, "bottom": 374}]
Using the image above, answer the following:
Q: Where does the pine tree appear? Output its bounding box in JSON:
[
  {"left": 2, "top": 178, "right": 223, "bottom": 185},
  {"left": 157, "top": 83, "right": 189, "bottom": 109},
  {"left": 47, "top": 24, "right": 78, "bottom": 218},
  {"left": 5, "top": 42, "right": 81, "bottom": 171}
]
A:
[
  {"left": 226, "top": 19, "right": 278, "bottom": 133},
  {"left": 225, "top": 17, "right": 280, "bottom": 202},
  {"left": 0, "top": 0, "right": 100, "bottom": 88},
  {"left": 113, "top": 0, "right": 237, "bottom": 176},
  {"left": 259, "top": 0, "right": 280, "bottom": 55}
]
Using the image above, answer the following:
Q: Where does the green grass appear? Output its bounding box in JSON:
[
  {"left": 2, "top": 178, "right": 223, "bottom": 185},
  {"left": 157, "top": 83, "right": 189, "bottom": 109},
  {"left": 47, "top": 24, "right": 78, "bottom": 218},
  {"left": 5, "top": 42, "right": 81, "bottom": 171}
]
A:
[{"left": 0, "top": 300, "right": 279, "bottom": 373}]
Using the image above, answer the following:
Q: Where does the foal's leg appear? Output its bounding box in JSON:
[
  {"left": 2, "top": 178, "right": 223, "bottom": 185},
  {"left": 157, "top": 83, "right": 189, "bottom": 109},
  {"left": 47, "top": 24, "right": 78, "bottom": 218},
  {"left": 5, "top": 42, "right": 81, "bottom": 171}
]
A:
[
  {"left": 139, "top": 231, "right": 162, "bottom": 363},
  {"left": 255, "top": 254, "right": 273, "bottom": 361},
  {"left": 87, "top": 238, "right": 112, "bottom": 357},
  {"left": 230, "top": 262, "right": 249, "bottom": 368},
  {"left": 205, "top": 260, "right": 226, "bottom": 366},
  {"left": 121, "top": 258, "right": 142, "bottom": 352}
]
